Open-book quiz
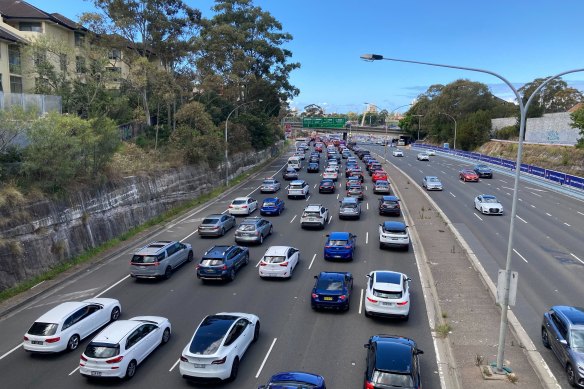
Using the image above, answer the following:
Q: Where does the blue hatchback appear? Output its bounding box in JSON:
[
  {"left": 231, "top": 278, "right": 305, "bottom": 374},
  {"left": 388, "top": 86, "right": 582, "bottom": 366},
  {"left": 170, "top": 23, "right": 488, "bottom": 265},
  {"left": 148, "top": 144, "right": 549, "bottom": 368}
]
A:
[
  {"left": 259, "top": 371, "right": 326, "bottom": 389},
  {"left": 324, "top": 231, "right": 356, "bottom": 261},
  {"left": 311, "top": 271, "right": 353, "bottom": 310},
  {"left": 260, "top": 197, "right": 285, "bottom": 216}
]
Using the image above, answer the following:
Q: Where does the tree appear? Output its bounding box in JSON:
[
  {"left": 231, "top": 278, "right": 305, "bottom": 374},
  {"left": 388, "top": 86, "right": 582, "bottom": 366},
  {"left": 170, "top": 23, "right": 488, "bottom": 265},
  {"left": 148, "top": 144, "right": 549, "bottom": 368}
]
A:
[
  {"left": 571, "top": 106, "right": 584, "bottom": 148},
  {"left": 0, "top": 107, "right": 37, "bottom": 154},
  {"left": 519, "top": 77, "right": 583, "bottom": 114}
]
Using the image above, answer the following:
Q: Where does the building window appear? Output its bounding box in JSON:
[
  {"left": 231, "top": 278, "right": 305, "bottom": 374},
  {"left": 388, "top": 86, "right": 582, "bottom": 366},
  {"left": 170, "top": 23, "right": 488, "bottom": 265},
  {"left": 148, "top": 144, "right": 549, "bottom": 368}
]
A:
[
  {"left": 108, "top": 49, "right": 121, "bottom": 60},
  {"left": 0, "top": 74, "right": 3, "bottom": 92},
  {"left": 60, "top": 54, "right": 68, "bottom": 72},
  {"left": 107, "top": 67, "right": 122, "bottom": 82},
  {"left": 10, "top": 76, "right": 23, "bottom": 93},
  {"left": 9, "top": 46, "right": 21, "bottom": 74},
  {"left": 76, "top": 56, "right": 86, "bottom": 73},
  {"left": 19, "top": 22, "right": 42, "bottom": 32},
  {"left": 74, "top": 32, "right": 85, "bottom": 47}
]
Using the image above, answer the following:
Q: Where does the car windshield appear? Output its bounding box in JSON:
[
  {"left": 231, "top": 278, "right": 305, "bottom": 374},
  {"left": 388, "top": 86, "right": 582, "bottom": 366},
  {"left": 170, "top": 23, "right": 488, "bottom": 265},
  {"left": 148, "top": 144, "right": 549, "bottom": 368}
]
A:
[
  {"left": 373, "top": 288, "right": 402, "bottom": 299},
  {"left": 262, "top": 255, "right": 286, "bottom": 264},
  {"left": 329, "top": 240, "right": 348, "bottom": 246},
  {"left": 571, "top": 329, "right": 584, "bottom": 350},
  {"left": 189, "top": 317, "right": 234, "bottom": 355},
  {"left": 84, "top": 342, "right": 120, "bottom": 358},
  {"left": 28, "top": 322, "right": 58, "bottom": 336},
  {"left": 202, "top": 218, "right": 219, "bottom": 225},
  {"left": 238, "top": 224, "right": 256, "bottom": 231},
  {"left": 200, "top": 258, "right": 224, "bottom": 266},
  {"left": 428, "top": 177, "right": 439, "bottom": 182},
  {"left": 482, "top": 197, "right": 499, "bottom": 203},
  {"left": 317, "top": 279, "right": 343, "bottom": 291},
  {"left": 372, "top": 370, "right": 414, "bottom": 387}
]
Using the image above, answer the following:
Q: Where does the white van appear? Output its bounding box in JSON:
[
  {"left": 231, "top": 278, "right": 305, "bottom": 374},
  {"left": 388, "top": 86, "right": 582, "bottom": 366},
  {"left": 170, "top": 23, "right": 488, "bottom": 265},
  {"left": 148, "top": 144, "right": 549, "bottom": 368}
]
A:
[{"left": 288, "top": 156, "right": 302, "bottom": 170}]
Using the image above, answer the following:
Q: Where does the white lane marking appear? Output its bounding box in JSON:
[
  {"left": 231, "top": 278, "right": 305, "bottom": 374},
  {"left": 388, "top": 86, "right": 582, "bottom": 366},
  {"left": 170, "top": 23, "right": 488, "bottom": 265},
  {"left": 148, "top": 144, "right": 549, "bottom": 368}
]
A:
[
  {"left": 515, "top": 215, "right": 528, "bottom": 224},
  {"left": 502, "top": 186, "right": 514, "bottom": 191},
  {"left": 578, "top": 211, "right": 584, "bottom": 216},
  {"left": 305, "top": 195, "right": 311, "bottom": 201},
  {"left": 328, "top": 215, "right": 332, "bottom": 224},
  {"left": 359, "top": 289, "right": 364, "bottom": 315},
  {"left": 366, "top": 232, "right": 369, "bottom": 244},
  {"left": 366, "top": 202, "right": 369, "bottom": 210},
  {"left": 0, "top": 343, "right": 23, "bottom": 361},
  {"left": 487, "top": 183, "right": 491, "bottom": 186},
  {"left": 498, "top": 179, "right": 509, "bottom": 183},
  {"left": 570, "top": 253, "right": 584, "bottom": 265},
  {"left": 313, "top": 184, "right": 317, "bottom": 189},
  {"left": 449, "top": 192, "right": 456, "bottom": 198},
  {"left": 180, "top": 229, "right": 199, "bottom": 242},
  {"left": 255, "top": 259, "right": 261, "bottom": 268},
  {"left": 513, "top": 249, "right": 529, "bottom": 263},
  {"left": 474, "top": 213, "right": 483, "bottom": 221},
  {"left": 525, "top": 186, "right": 547, "bottom": 192},
  {"left": 285, "top": 184, "right": 289, "bottom": 189},
  {"left": 289, "top": 215, "right": 297, "bottom": 223},
  {"left": 255, "top": 338, "right": 278, "bottom": 378},
  {"left": 530, "top": 204, "right": 536, "bottom": 208},
  {"left": 68, "top": 366, "right": 80, "bottom": 376},
  {"left": 564, "top": 222, "right": 571, "bottom": 227},
  {"left": 496, "top": 187, "right": 501, "bottom": 191},
  {"left": 308, "top": 254, "right": 316, "bottom": 269},
  {"left": 31, "top": 280, "right": 45, "bottom": 289},
  {"left": 441, "top": 170, "right": 446, "bottom": 174},
  {"left": 408, "top": 163, "right": 412, "bottom": 166},
  {"left": 365, "top": 186, "right": 368, "bottom": 191},
  {"left": 530, "top": 192, "right": 542, "bottom": 198},
  {"left": 418, "top": 169, "right": 423, "bottom": 174},
  {"left": 518, "top": 198, "right": 523, "bottom": 202},
  {"left": 95, "top": 275, "right": 130, "bottom": 298},
  {"left": 169, "top": 358, "right": 180, "bottom": 372},
  {"left": 546, "top": 212, "right": 552, "bottom": 217},
  {"left": 336, "top": 193, "right": 339, "bottom": 199}
]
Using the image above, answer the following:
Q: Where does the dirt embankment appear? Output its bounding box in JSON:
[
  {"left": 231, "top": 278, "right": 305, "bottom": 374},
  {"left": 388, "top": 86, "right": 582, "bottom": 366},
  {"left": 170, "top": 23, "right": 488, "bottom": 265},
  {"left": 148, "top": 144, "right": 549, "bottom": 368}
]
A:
[{"left": 476, "top": 141, "right": 584, "bottom": 177}]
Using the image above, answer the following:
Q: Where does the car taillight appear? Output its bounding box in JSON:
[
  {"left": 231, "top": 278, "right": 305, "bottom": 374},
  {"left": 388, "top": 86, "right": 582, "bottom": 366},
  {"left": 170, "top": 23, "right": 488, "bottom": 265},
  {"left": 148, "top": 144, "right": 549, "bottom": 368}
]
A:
[
  {"left": 311, "top": 293, "right": 318, "bottom": 299},
  {"left": 367, "top": 297, "right": 378, "bottom": 303},
  {"left": 80, "top": 355, "right": 88, "bottom": 361},
  {"left": 23, "top": 336, "right": 29, "bottom": 341},
  {"left": 106, "top": 356, "right": 124, "bottom": 364},
  {"left": 212, "top": 226, "right": 219, "bottom": 230},
  {"left": 339, "top": 295, "right": 347, "bottom": 301},
  {"left": 325, "top": 246, "right": 332, "bottom": 249},
  {"left": 279, "top": 261, "right": 289, "bottom": 267},
  {"left": 228, "top": 204, "right": 234, "bottom": 208},
  {"left": 221, "top": 265, "right": 228, "bottom": 270},
  {"left": 345, "top": 245, "right": 352, "bottom": 249},
  {"left": 365, "top": 380, "right": 375, "bottom": 389},
  {"left": 241, "top": 205, "right": 248, "bottom": 208},
  {"left": 196, "top": 264, "right": 201, "bottom": 269},
  {"left": 180, "top": 355, "right": 188, "bottom": 362},
  {"left": 397, "top": 301, "right": 408, "bottom": 306},
  {"left": 212, "top": 356, "right": 226, "bottom": 364},
  {"left": 259, "top": 262, "right": 267, "bottom": 266},
  {"left": 45, "top": 337, "right": 61, "bottom": 343}
]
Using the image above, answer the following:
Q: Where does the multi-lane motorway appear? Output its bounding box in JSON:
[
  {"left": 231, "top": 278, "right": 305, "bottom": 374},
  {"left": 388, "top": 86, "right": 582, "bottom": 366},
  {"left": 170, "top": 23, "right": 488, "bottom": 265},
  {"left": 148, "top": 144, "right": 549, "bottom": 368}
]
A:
[
  {"left": 369, "top": 143, "right": 584, "bottom": 388},
  {"left": 0, "top": 145, "right": 441, "bottom": 388}
]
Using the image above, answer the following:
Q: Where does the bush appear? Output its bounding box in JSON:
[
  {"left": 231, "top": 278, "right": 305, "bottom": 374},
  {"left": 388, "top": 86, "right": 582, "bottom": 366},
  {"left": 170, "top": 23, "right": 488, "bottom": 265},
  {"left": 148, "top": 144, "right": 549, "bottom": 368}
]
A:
[{"left": 495, "top": 125, "right": 519, "bottom": 140}]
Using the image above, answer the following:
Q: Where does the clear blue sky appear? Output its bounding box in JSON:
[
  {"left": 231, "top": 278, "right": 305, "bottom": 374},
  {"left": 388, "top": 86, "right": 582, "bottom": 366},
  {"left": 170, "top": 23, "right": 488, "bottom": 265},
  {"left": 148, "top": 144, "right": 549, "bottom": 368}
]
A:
[{"left": 28, "top": 0, "right": 584, "bottom": 114}]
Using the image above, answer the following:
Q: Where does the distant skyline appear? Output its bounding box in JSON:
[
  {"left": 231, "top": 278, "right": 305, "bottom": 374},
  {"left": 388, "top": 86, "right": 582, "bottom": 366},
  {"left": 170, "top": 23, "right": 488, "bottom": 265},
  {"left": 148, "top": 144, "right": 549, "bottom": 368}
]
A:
[{"left": 27, "top": 0, "right": 584, "bottom": 114}]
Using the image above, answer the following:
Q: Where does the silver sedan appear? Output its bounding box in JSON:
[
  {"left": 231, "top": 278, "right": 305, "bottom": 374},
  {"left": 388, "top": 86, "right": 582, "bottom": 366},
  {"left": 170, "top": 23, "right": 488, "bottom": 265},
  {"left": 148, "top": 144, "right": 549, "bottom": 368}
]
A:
[
  {"left": 422, "top": 176, "right": 443, "bottom": 191},
  {"left": 198, "top": 214, "right": 237, "bottom": 237}
]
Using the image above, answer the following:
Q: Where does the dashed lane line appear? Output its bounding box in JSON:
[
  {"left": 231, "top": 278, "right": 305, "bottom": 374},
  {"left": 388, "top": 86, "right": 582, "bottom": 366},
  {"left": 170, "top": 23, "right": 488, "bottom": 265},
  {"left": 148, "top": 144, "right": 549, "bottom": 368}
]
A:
[
  {"left": 255, "top": 338, "right": 278, "bottom": 378},
  {"left": 474, "top": 213, "right": 483, "bottom": 221},
  {"left": 449, "top": 192, "right": 456, "bottom": 198},
  {"left": 359, "top": 289, "right": 364, "bottom": 315},
  {"left": 513, "top": 249, "right": 529, "bottom": 263},
  {"left": 308, "top": 254, "right": 317, "bottom": 270},
  {"left": 564, "top": 222, "right": 571, "bottom": 227},
  {"left": 289, "top": 215, "right": 297, "bottom": 223},
  {"left": 546, "top": 213, "right": 552, "bottom": 217},
  {"left": 516, "top": 215, "right": 528, "bottom": 224},
  {"left": 530, "top": 192, "right": 543, "bottom": 198},
  {"left": 366, "top": 232, "right": 369, "bottom": 244},
  {"left": 169, "top": 358, "right": 180, "bottom": 372},
  {"left": 570, "top": 253, "right": 584, "bottom": 265}
]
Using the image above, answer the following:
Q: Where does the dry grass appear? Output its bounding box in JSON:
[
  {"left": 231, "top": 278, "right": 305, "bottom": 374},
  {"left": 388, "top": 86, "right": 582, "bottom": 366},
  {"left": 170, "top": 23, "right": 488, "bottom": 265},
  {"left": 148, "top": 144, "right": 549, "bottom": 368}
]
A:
[
  {"left": 105, "top": 143, "right": 185, "bottom": 179},
  {"left": 0, "top": 184, "right": 25, "bottom": 208}
]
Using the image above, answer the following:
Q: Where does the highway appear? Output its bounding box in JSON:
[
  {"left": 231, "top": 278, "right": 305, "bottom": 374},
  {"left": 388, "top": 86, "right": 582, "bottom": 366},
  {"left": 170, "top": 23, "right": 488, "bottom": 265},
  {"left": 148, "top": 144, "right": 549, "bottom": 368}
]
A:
[
  {"left": 368, "top": 143, "right": 584, "bottom": 388},
  {"left": 0, "top": 145, "right": 441, "bottom": 388}
]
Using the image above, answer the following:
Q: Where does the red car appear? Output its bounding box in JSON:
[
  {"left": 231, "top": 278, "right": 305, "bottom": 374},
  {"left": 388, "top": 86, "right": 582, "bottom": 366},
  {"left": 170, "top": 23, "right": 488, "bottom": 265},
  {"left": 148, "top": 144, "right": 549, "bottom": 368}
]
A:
[
  {"left": 372, "top": 170, "right": 388, "bottom": 183},
  {"left": 459, "top": 169, "right": 479, "bottom": 182}
]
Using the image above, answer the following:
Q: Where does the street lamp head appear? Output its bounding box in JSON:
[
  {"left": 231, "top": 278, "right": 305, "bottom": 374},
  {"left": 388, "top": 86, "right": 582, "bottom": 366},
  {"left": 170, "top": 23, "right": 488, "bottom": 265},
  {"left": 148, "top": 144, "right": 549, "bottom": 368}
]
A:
[{"left": 360, "top": 54, "right": 384, "bottom": 61}]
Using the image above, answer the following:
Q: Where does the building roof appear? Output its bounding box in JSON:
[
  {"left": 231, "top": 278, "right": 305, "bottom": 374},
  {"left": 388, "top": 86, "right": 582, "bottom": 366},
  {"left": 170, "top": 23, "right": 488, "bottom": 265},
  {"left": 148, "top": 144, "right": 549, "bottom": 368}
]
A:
[
  {"left": 0, "top": 25, "right": 25, "bottom": 43},
  {"left": 0, "top": 0, "right": 83, "bottom": 31}
]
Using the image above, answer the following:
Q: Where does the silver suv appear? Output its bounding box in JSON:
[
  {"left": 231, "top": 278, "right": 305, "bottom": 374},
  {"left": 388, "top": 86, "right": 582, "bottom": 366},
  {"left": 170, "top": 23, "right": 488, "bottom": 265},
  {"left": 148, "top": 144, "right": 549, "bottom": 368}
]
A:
[
  {"left": 300, "top": 204, "right": 329, "bottom": 229},
  {"left": 339, "top": 197, "right": 361, "bottom": 219},
  {"left": 130, "top": 241, "right": 193, "bottom": 279},
  {"left": 234, "top": 217, "right": 273, "bottom": 245}
]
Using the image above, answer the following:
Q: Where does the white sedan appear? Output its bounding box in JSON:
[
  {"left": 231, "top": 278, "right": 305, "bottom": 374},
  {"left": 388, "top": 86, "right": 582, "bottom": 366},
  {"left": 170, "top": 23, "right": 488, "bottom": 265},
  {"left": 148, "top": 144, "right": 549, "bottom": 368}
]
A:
[
  {"left": 228, "top": 197, "right": 258, "bottom": 215},
  {"left": 474, "top": 194, "right": 504, "bottom": 215},
  {"left": 364, "top": 271, "right": 411, "bottom": 320},
  {"left": 79, "top": 316, "right": 171, "bottom": 379},
  {"left": 180, "top": 312, "right": 260, "bottom": 382},
  {"left": 392, "top": 150, "right": 404, "bottom": 157},
  {"left": 417, "top": 153, "right": 429, "bottom": 161},
  {"left": 258, "top": 246, "right": 300, "bottom": 278},
  {"left": 322, "top": 167, "right": 338, "bottom": 181}
]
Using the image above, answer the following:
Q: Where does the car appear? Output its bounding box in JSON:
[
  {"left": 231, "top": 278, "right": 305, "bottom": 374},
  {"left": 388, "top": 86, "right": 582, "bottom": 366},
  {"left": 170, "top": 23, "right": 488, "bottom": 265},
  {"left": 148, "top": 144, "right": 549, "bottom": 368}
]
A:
[
  {"left": 288, "top": 156, "right": 302, "bottom": 170},
  {"left": 392, "top": 149, "right": 404, "bottom": 157},
  {"left": 258, "top": 246, "right": 300, "bottom": 278},
  {"left": 346, "top": 182, "right": 364, "bottom": 201},
  {"left": 379, "top": 221, "right": 410, "bottom": 250},
  {"left": 541, "top": 305, "right": 584, "bottom": 387},
  {"left": 378, "top": 195, "right": 401, "bottom": 216},
  {"left": 319, "top": 179, "right": 336, "bottom": 193},
  {"left": 459, "top": 169, "right": 479, "bottom": 182},
  {"left": 339, "top": 196, "right": 361, "bottom": 219},
  {"left": 364, "top": 335, "right": 424, "bottom": 388},
  {"left": 228, "top": 197, "right": 258, "bottom": 215},
  {"left": 179, "top": 313, "right": 260, "bottom": 382},
  {"left": 327, "top": 161, "right": 340, "bottom": 172},
  {"left": 324, "top": 232, "right": 356, "bottom": 261},
  {"left": 322, "top": 167, "right": 338, "bottom": 181},
  {"left": 259, "top": 371, "right": 326, "bottom": 389},
  {"left": 283, "top": 167, "right": 299, "bottom": 180},
  {"left": 427, "top": 150, "right": 436, "bottom": 156},
  {"left": 346, "top": 175, "right": 361, "bottom": 189},
  {"left": 130, "top": 241, "right": 194, "bottom": 279},
  {"left": 79, "top": 316, "right": 171, "bottom": 379},
  {"left": 23, "top": 298, "right": 121, "bottom": 353},
  {"left": 196, "top": 245, "right": 249, "bottom": 282},
  {"left": 474, "top": 164, "right": 493, "bottom": 178},
  {"left": 309, "top": 155, "right": 320, "bottom": 164},
  {"left": 260, "top": 178, "right": 281, "bottom": 193},
  {"left": 474, "top": 194, "right": 504, "bottom": 215},
  {"left": 345, "top": 164, "right": 358, "bottom": 176},
  {"left": 417, "top": 153, "right": 429, "bottom": 161},
  {"left": 293, "top": 151, "right": 305, "bottom": 160},
  {"left": 364, "top": 271, "right": 411, "bottom": 319},
  {"left": 300, "top": 204, "right": 329, "bottom": 229},
  {"left": 315, "top": 145, "right": 323, "bottom": 152},
  {"left": 373, "top": 180, "right": 391, "bottom": 194},
  {"left": 368, "top": 163, "right": 382, "bottom": 175},
  {"left": 260, "top": 197, "right": 285, "bottom": 216},
  {"left": 422, "top": 176, "right": 443, "bottom": 191},
  {"left": 346, "top": 167, "right": 364, "bottom": 182},
  {"left": 311, "top": 272, "right": 353, "bottom": 311},
  {"left": 342, "top": 150, "right": 351, "bottom": 159},
  {"left": 234, "top": 217, "right": 273, "bottom": 245},
  {"left": 372, "top": 170, "right": 388, "bottom": 183},
  {"left": 198, "top": 214, "right": 236, "bottom": 237},
  {"left": 307, "top": 162, "right": 320, "bottom": 173},
  {"left": 287, "top": 180, "right": 310, "bottom": 199}
]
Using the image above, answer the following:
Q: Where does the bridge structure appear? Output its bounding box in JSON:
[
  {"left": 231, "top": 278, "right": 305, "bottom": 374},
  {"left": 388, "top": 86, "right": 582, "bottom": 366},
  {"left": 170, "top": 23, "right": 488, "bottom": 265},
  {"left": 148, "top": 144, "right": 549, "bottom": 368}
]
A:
[{"left": 286, "top": 122, "right": 405, "bottom": 136}]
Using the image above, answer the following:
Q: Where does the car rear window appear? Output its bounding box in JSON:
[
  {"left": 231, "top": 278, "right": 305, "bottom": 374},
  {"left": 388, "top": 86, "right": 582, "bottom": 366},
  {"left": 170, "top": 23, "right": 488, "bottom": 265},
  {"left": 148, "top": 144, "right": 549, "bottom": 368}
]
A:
[
  {"left": 202, "top": 218, "right": 219, "bottom": 224},
  {"left": 238, "top": 224, "right": 256, "bottom": 231},
  {"left": 262, "top": 255, "right": 286, "bottom": 264},
  {"left": 232, "top": 200, "right": 246, "bottom": 205},
  {"left": 372, "top": 371, "right": 413, "bottom": 387},
  {"left": 200, "top": 258, "right": 224, "bottom": 266},
  {"left": 342, "top": 203, "right": 358, "bottom": 209},
  {"left": 263, "top": 180, "right": 275, "bottom": 185},
  {"left": 373, "top": 288, "right": 402, "bottom": 299},
  {"left": 263, "top": 202, "right": 276, "bottom": 207},
  {"left": 303, "top": 211, "right": 321, "bottom": 217},
  {"left": 28, "top": 322, "right": 58, "bottom": 336},
  {"left": 131, "top": 254, "right": 163, "bottom": 264},
  {"left": 84, "top": 342, "right": 120, "bottom": 358},
  {"left": 317, "top": 279, "right": 343, "bottom": 291},
  {"left": 383, "top": 226, "right": 406, "bottom": 234},
  {"left": 328, "top": 240, "right": 348, "bottom": 246},
  {"left": 189, "top": 316, "right": 235, "bottom": 355},
  {"left": 382, "top": 200, "right": 398, "bottom": 206},
  {"left": 289, "top": 184, "right": 303, "bottom": 189}
]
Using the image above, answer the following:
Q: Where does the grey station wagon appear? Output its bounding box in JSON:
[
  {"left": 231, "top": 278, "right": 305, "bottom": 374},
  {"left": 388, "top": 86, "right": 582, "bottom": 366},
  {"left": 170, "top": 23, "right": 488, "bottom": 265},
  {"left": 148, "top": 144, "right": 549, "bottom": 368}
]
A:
[
  {"left": 198, "top": 214, "right": 236, "bottom": 237},
  {"left": 130, "top": 241, "right": 193, "bottom": 280}
]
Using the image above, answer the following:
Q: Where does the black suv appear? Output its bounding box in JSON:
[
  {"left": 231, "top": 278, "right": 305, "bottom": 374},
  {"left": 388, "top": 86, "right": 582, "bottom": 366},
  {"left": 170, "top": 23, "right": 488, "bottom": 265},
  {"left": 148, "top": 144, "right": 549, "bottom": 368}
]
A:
[
  {"left": 378, "top": 195, "right": 401, "bottom": 216},
  {"left": 364, "top": 335, "right": 423, "bottom": 389},
  {"left": 542, "top": 305, "right": 584, "bottom": 387},
  {"left": 196, "top": 245, "right": 249, "bottom": 282}
]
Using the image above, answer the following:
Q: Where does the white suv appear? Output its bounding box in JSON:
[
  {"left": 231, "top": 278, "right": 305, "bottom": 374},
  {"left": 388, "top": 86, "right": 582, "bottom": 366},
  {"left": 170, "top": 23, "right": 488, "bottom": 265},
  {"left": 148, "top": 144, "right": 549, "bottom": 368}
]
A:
[
  {"left": 364, "top": 270, "right": 411, "bottom": 320},
  {"left": 287, "top": 180, "right": 310, "bottom": 199},
  {"left": 379, "top": 221, "right": 410, "bottom": 250},
  {"left": 300, "top": 204, "right": 329, "bottom": 229}
]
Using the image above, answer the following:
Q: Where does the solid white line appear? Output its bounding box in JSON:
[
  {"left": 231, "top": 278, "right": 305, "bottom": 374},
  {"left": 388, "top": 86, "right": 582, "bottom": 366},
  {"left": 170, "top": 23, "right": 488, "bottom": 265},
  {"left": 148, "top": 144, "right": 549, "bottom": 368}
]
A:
[
  {"left": 474, "top": 213, "right": 483, "bottom": 221},
  {"left": 359, "top": 289, "right": 364, "bottom": 315},
  {"left": 564, "top": 222, "right": 571, "bottom": 227},
  {"left": 95, "top": 275, "right": 130, "bottom": 298},
  {"left": 570, "top": 253, "right": 584, "bottom": 265},
  {"left": 578, "top": 211, "right": 584, "bottom": 216},
  {"left": 516, "top": 215, "right": 528, "bottom": 224},
  {"left": 68, "top": 366, "right": 80, "bottom": 376},
  {"left": 308, "top": 254, "right": 316, "bottom": 270},
  {"left": 366, "top": 202, "right": 369, "bottom": 210},
  {"left": 31, "top": 280, "right": 45, "bottom": 289},
  {"left": 513, "top": 249, "right": 529, "bottom": 263},
  {"left": 255, "top": 338, "right": 277, "bottom": 378},
  {"left": 366, "top": 232, "right": 369, "bottom": 244},
  {"left": 180, "top": 229, "right": 199, "bottom": 242},
  {"left": 328, "top": 215, "right": 332, "bottom": 224},
  {"left": 169, "top": 358, "right": 180, "bottom": 372},
  {"left": 0, "top": 343, "right": 22, "bottom": 361},
  {"left": 336, "top": 193, "right": 339, "bottom": 199},
  {"left": 305, "top": 195, "right": 311, "bottom": 201},
  {"left": 289, "top": 215, "right": 297, "bottom": 223},
  {"left": 449, "top": 192, "right": 456, "bottom": 198},
  {"left": 546, "top": 213, "right": 552, "bottom": 217}
]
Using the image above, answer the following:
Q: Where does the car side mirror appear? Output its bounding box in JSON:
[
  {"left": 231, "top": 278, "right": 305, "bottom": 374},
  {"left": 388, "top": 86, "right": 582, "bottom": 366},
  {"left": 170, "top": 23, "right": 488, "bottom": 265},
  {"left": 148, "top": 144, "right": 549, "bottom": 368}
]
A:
[
  {"left": 364, "top": 343, "right": 370, "bottom": 349},
  {"left": 560, "top": 339, "right": 568, "bottom": 346},
  {"left": 314, "top": 275, "right": 318, "bottom": 279},
  {"left": 416, "top": 349, "right": 424, "bottom": 355}
]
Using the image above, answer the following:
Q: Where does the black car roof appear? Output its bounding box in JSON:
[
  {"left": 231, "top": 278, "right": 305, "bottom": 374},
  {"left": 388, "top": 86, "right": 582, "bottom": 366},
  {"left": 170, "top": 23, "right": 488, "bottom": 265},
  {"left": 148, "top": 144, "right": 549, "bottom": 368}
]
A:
[{"left": 374, "top": 342, "right": 414, "bottom": 373}]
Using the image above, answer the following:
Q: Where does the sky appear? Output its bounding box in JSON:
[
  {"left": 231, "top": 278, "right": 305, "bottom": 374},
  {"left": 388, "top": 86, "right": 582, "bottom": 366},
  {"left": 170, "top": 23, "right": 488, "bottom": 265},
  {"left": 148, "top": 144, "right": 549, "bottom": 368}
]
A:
[{"left": 27, "top": 0, "right": 584, "bottom": 115}]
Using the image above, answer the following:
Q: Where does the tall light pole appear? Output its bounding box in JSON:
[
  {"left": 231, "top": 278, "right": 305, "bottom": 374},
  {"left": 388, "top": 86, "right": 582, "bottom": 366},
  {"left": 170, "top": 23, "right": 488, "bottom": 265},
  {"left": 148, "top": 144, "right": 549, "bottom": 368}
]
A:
[
  {"left": 439, "top": 112, "right": 457, "bottom": 150},
  {"left": 383, "top": 103, "right": 412, "bottom": 160},
  {"left": 361, "top": 52, "right": 584, "bottom": 374},
  {"left": 225, "top": 99, "right": 262, "bottom": 186},
  {"left": 412, "top": 114, "right": 423, "bottom": 141}
]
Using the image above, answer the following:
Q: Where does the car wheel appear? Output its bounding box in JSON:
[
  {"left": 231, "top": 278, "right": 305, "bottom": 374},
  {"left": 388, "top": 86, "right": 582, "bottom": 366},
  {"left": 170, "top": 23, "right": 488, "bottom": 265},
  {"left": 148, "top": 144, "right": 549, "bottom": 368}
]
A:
[
  {"left": 364, "top": 309, "right": 371, "bottom": 318},
  {"left": 229, "top": 269, "right": 236, "bottom": 282},
  {"left": 403, "top": 313, "right": 410, "bottom": 321},
  {"left": 567, "top": 364, "right": 576, "bottom": 387},
  {"left": 259, "top": 234, "right": 263, "bottom": 244},
  {"left": 379, "top": 242, "right": 384, "bottom": 250},
  {"left": 125, "top": 360, "right": 137, "bottom": 380},
  {"left": 161, "top": 328, "right": 171, "bottom": 344},
  {"left": 253, "top": 321, "right": 260, "bottom": 342},
  {"left": 110, "top": 306, "right": 121, "bottom": 322},
  {"left": 221, "top": 227, "right": 225, "bottom": 236},
  {"left": 187, "top": 251, "right": 194, "bottom": 262},
  {"left": 244, "top": 253, "right": 249, "bottom": 266},
  {"left": 269, "top": 226, "right": 273, "bottom": 235},
  {"left": 164, "top": 266, "right": 172, "bottom": 280},
  {"left": 229, "top": 357, "right": 240, "bottom": 381},
  {"left": 67, "top": 334, "right": 80, "bottom": 351},
  {"left": 541, "top": 327, "right": 550, "bottom": 348}
]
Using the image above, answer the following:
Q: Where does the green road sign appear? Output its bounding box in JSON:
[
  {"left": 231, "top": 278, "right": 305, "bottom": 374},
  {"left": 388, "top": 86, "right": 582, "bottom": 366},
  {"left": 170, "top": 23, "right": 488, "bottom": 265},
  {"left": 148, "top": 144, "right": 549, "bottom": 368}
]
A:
[{"left": 302, "top": 117, "right": 346, "bottom": 128}]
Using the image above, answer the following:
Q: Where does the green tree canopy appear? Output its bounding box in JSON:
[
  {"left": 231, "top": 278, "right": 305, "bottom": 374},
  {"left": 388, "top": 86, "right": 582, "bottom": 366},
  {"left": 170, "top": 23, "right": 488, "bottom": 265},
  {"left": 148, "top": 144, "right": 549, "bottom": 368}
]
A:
[
  {"left": 571, "top": 106, "right": 584, "bottom": 148},
  {"left": 519, "top": 77, "right": 583, "bottom": 114}
]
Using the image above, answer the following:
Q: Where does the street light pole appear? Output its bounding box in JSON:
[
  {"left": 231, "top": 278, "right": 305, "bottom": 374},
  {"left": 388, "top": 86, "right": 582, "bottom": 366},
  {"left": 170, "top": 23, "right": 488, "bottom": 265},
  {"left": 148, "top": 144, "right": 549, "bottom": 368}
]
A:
[
  {"left": 412, "top": 114, "right": 423, "bottom": 141},
  {"left": 439, "top": 112, "right": 457, "bottom": 150},
  {"left": 383, "top": 103, "right": 412, "bottom": 160},
  {"left": 225, "top": 99, "right": 262, "bottom": 186},
  {"left": 361, "top": 52, "right": 584, "bottom": 374}
]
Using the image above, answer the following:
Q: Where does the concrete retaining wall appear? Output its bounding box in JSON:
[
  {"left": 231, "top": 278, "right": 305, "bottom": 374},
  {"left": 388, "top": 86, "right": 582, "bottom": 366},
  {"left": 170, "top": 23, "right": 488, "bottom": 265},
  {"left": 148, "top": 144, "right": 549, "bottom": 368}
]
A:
[{"left": 492, "top": 113, "right": 580, "bottom": 145}]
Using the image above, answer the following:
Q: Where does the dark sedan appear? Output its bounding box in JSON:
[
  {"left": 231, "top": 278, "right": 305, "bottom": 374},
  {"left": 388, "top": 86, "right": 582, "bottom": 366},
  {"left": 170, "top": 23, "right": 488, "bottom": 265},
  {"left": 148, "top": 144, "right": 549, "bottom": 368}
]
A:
[
  {"left": 196, "top": 245, "right": 249, "bottom": 282},
  {"left": 259, "top": 371, "right": 326, "bottom": 389},
  {"left": 311, "top": 271, "right": 353, "bottom": 311},
  {"left": 319, "top": 179, "right": 336, "bottom": 193},
  {"left": 474, "top": 164, "right": 493, "bottom": 178},
  {"left": 379, "top": 195, "right": 401, "bottom": 216},
  {"left": 283, "top": 168, "right": 299, "bottom": 180},
  {"left": 307, "top": 162, "right": 320, "bottom": 173}
]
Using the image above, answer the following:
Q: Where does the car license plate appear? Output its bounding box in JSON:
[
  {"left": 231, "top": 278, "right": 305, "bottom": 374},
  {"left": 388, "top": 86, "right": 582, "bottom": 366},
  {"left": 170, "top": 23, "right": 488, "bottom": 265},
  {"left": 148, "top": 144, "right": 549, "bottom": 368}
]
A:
[
  {"left": 90, "top": 371, "right": 102, "bottom": 376},
  {"left": 323, "top": 297, "right": 333, "bottom": 301},
  {"left": 193, "top": 363, "right": 205, "bottom": 368},
  {"left": 31, "top": 340, "right": 43, "bottom": 345},
  {"left": 381, "top": 302, "right": 394, "bottom": 306}
]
